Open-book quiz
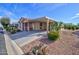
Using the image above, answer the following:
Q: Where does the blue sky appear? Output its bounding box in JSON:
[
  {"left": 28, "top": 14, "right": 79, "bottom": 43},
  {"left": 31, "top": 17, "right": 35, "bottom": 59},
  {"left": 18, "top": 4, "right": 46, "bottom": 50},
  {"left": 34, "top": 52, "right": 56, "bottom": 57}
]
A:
[{"left": 0, "top": 3, "right": 79, "bottom": 24}]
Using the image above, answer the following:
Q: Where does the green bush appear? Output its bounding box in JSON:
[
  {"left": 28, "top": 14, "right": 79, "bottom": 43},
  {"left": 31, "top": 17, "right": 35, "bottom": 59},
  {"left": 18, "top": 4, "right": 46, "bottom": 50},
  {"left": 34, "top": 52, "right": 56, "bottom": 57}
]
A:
[
  {"left": 17, "top": 29, "right": 21, "bottom": 32},
  {"left": 48, "top": 31, "right": 59, "bottom": 41},
  {"left": 10, "top": 27, "right": 17, "bottom": 34},
  {"left": 10, "top": 30, "right": 16, "bottom": 34}
]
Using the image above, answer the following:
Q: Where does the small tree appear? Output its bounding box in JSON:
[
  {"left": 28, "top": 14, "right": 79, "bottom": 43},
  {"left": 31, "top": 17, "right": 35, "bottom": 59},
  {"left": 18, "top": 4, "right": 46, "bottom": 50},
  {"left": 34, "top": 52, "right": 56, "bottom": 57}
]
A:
[
  {"left": 63, "top": 23, "right": 79, "bottom": 30},
  {"left": 0, "top": 16, "right": 10, "bottom": 27},
  {"left": 76, "top": 23, "right": 79, "bottom": 29},
  {"left": 48, "top": 21, "right": 62, "bottom": 41},
  {"left": 51, "top": 21, "right": 63, "bottom": 31}
]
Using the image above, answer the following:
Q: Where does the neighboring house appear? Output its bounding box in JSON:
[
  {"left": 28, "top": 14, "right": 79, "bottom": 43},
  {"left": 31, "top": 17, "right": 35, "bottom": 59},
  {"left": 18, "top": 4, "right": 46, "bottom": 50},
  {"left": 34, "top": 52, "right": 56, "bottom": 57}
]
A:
[
  {"left": 18, "top": 16, "right": 55, "bottom": 31},
  {"left": 10, "top": 23, "right": 18, "bottom": 27}
]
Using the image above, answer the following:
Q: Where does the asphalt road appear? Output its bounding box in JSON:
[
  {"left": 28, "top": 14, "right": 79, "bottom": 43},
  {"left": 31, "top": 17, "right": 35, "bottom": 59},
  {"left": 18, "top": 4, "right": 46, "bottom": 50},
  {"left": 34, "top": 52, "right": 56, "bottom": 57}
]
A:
[{"left": 0, "top": 33, "right": 7, "bottom": 55}]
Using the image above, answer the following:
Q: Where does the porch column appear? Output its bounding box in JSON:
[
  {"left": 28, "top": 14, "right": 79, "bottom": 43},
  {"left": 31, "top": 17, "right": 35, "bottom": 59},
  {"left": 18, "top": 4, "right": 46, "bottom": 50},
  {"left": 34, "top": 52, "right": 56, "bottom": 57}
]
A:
[
  {"left": 21, "top": 23, "right": 23, "bottom": 31},
  {"left": 32, "top": 23, "right": 34, "bottom": 30},
  {"left": 24, "top": 23, "right": 26, "bottom": 31},
  {"left": 27, "top": 22, "right": 30, "bottom": 31},
  {"left": 47, "top": 20, "right": 49, "bottom": 33},
  {"left": 49, "top": 23, "right": 52, "bottom": 31}
]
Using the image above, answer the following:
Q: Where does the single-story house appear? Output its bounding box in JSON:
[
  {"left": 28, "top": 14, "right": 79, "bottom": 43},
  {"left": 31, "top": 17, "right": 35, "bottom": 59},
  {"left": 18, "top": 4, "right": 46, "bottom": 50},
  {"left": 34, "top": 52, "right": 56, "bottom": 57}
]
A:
[{"left": 18, "top": 16, "right": 55, "bottom": 31}]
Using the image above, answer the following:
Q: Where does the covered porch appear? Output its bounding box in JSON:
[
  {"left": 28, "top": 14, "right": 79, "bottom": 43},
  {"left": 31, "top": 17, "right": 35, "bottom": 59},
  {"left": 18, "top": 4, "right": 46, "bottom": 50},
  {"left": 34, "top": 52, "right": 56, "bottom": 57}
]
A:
[
  {"left": 21, "top": 21, "right": 53, "bottom": 31},
  {"left": 19, "top": 16, "right": 54, "bottom": 31}
]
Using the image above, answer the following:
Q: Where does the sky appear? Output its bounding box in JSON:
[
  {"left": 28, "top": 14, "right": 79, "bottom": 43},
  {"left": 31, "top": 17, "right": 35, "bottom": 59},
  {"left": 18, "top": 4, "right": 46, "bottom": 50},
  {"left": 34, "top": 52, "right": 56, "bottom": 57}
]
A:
[{"left": 0, "top": 3, "right": 79, "bottom": 24}]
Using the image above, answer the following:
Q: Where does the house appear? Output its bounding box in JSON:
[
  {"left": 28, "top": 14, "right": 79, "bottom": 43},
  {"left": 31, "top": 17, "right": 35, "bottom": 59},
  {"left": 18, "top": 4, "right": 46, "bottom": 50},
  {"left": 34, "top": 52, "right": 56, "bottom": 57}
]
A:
[{"left": 18, "top": 16, "right": 55, "bottom": 31}]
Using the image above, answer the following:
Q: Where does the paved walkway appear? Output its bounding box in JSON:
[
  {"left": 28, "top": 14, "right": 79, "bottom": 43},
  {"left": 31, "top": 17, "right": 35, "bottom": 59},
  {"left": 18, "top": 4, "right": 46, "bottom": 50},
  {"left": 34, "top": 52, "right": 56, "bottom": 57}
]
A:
[
  {"left": 0, "top": 33, "right": 7, "bottom": 55},
  {"left": 11, "top": 31, "right": 47, "bottom": 47}
]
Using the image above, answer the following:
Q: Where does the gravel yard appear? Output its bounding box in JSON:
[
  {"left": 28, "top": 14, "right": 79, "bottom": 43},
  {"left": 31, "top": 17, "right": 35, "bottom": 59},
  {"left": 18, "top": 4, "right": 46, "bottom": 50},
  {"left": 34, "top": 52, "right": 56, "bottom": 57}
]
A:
[{"left": 21, "top": 30, "right": 79, "bottom": 55}]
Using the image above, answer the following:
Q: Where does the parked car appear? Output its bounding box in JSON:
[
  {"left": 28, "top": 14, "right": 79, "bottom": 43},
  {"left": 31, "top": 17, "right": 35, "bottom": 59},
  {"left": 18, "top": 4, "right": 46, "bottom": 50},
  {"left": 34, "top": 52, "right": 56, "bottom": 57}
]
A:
[{"left": 0, "top": 27, "right": 4, "bottom": 34}]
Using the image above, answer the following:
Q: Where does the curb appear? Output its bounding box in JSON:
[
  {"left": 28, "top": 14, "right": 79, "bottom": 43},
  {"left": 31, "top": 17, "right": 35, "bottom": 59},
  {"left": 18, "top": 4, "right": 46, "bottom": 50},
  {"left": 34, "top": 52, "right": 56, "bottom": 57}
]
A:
[{"left": 4, "top": 32, "right": 24, "bottom": 55}]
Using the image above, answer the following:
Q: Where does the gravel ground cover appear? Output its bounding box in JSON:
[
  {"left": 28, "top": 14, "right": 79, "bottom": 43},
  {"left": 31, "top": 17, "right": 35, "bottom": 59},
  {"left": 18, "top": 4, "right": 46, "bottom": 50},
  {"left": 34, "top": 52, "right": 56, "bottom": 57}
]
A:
[{"left": 21, "top": 30, "right": 79, "bottom": 55}]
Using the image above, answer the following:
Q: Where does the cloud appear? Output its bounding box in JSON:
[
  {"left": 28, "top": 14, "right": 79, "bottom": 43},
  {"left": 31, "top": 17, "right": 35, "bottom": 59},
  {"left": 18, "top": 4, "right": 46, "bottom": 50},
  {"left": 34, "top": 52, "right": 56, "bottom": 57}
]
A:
[
  {"left": 0, "top": 16, "right": 2, "bottom": 18},
  {"left": 70, "top": 13, "right": 79, "bottom": 20},
  {"left": 10, "top": 18, "right": 19, "bottom": 24},
  {"left": 75, "top": 13, "right": 79, "bottom": 16},
  {"left": 71, "top": 16, "right": 78, "bottom": 19},
  {"left": 0, "top": 8, "right": 14, "bottom": 17},
  {"left": 4, "top": 11, "right": 14, "bottom": 17},
  {"left": 28, "top": 3, "right": 66, "bottom": 14},
  {"left": 0, "top": 7, "right": 18, "bottom": 23},
  {"left": 0, "top": 7, "right": 17, "bottom": 16}
]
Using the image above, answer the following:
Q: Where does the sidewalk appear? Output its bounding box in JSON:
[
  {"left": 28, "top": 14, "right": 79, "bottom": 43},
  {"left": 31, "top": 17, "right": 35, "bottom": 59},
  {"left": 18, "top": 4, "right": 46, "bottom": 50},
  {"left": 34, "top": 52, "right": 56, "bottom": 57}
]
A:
[{"left": 4, "top": 32, "right": 24, "bottom": 55}]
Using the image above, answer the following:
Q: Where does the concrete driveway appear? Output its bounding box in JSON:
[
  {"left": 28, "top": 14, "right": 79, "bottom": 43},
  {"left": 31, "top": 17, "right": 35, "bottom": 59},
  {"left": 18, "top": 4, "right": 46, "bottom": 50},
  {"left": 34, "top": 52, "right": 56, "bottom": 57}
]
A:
[{"left": 11, "top": 31, "right": 47, "bottom": 47}]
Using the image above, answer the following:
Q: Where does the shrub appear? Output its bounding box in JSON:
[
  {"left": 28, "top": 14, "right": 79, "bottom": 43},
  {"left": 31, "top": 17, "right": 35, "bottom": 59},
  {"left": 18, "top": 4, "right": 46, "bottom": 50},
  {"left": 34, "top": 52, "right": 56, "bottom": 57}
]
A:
[
  {"left": 10, "top": 31, "right": 16, "bottom": 34},
  {"left": 10, "top": 28, "right": 17, "bottom": 34},
  {"left": 48, "top": 31, "right": 59, "bottom": 41},
  {"left": 17, "top": 29, "right": 21, "bottom": 32}
]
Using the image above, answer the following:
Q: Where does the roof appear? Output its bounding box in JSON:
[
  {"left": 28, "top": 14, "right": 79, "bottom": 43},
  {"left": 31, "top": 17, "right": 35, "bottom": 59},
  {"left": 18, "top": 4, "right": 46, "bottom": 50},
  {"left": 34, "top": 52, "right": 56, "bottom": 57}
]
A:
[
  {"left": 32, "top": 16, "right": 55, "bottom": 22},
  {"left": 19, "top": 16, "right": 55, "bottom": 23}
]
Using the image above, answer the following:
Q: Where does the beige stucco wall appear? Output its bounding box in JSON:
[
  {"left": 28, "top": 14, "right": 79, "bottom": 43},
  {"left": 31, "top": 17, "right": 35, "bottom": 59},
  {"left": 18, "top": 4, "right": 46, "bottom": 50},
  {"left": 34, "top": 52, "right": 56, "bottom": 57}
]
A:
[
  {"left": 42, "top": 23, "right": 46, "bottom": 30},
  {"left": 33, "top": 23, "right": 40, "bottom": 30},
  {"left": 33, "top": 22, "right": 47, "bottom": 30},
  {"left": 19, "top": 22, "right": 48, "bottom": 31}
]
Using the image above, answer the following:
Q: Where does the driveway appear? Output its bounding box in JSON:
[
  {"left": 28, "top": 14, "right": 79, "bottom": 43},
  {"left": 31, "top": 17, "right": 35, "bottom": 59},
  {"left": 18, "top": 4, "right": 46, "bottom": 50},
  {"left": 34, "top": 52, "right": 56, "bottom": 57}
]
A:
[
  {"left": 11, "top": 31, "right": 47, "bottom": 47},
  {"left": 72, "top": 30, "right": 79, "bottom": 39},
  {"left": 0, "top": 33, "right": 7, "bottom": 55}
]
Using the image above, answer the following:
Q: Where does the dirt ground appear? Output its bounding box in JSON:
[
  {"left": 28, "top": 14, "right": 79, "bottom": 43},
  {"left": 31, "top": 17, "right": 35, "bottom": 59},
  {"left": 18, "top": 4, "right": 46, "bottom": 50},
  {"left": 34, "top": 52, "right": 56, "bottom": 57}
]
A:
[{"left": 21, "top": 30, "right": 79, "bottom": 55}]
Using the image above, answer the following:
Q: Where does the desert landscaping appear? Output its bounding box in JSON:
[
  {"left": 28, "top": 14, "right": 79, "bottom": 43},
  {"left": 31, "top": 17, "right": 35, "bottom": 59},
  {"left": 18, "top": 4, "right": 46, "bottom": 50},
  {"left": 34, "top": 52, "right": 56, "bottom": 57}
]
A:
[
  {"left": 1, "top": 16, "right": 79, "bottom": 55},
  {"left": 21, "top": 30, "right": 79, "bottom": 55},
  {"left": 0, "top": 3, "right": 79, "bottom": 55}
]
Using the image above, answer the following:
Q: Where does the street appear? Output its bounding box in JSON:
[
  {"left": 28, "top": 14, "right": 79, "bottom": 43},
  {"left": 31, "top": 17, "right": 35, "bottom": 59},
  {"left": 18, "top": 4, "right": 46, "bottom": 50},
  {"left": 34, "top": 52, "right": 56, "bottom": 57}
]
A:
[{"left": 0, "top": 33, "right": 7, "bottom": 55}]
